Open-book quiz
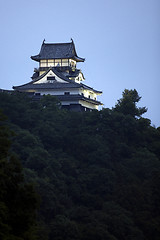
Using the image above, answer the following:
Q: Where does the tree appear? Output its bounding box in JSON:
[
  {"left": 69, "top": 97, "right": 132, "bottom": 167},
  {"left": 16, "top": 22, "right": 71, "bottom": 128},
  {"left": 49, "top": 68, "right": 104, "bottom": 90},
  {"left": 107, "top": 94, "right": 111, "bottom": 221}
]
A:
[
  {"left": 0, "top": 110, "right": 39, "bottom": 240},
  {"left": 114, "top": 89, "right": 147, "bottom": 118},
  {"left": 0, "top": 91, "right": 160, "bottom": 240}
]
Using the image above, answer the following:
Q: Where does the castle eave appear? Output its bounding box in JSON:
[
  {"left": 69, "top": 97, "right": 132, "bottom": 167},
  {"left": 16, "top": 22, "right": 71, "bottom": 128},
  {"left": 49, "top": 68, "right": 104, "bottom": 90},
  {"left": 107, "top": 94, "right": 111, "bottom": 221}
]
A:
[{"left": 31, "top": 40, "right": 84, "bottom": 62}]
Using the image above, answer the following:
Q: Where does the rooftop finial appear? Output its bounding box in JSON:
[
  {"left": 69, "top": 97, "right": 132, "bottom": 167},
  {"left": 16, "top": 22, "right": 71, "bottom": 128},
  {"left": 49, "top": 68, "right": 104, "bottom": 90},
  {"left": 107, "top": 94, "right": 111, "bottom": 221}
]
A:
[
  {"left": 43, "top": 39, "right": 45, "bottom": 44},
  {"left": 71, "top": 38, "right": 73, "bottom": 42}
]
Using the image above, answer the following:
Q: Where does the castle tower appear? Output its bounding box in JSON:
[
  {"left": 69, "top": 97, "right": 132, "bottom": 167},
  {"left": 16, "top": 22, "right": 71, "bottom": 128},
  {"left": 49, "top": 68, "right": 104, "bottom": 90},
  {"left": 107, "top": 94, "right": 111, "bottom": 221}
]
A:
[{"left": 13, "top": 39, "right": 102, "bottom": 111}]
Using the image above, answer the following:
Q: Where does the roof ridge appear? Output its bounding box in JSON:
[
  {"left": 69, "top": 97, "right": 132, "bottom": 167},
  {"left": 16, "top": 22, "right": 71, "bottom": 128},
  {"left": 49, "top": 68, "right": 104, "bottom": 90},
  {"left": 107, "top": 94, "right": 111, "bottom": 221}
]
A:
[{"left": 44, "top": 42, "right": 72, "bottom": 45}]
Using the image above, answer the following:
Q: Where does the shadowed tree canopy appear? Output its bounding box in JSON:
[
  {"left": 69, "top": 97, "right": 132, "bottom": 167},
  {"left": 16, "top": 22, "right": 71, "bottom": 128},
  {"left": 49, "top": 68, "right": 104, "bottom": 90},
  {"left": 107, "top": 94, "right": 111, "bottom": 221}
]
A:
[
  {"left": 114, "top": 89, "right": 147, "bottom": 117},
  {"left": 0, "top": 110, "right": 39, "bottom": 240},
  {"left": 0, "top": 90, "right": 159, "bottom": 240}
]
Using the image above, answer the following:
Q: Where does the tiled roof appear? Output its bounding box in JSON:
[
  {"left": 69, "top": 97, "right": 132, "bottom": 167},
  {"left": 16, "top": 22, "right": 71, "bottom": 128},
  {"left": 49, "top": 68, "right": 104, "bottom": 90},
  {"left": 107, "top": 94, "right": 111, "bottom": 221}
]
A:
[
  {"left": 13, "top": 82, "right": 80, "bottom": 90},
  {"left": 31, "top": 68, "right": 73, "bottom": 83},
  {"left": 13, "top": 68, "right": 102, "bottom": 94},
  {"left": 31, "top": 40, "right": 85, "bottom": 62},
  {"left": 13, "top": 68, "right": 75, "bottom": 89},
  {"left": 13, "top": 81, "right": 102, "bottom": 94},
  {"left": 57, "top": 94, "right": 103, "bottom": 105},
  {"left": 80, "top": 83, "right": 102, "bottom": 94}
]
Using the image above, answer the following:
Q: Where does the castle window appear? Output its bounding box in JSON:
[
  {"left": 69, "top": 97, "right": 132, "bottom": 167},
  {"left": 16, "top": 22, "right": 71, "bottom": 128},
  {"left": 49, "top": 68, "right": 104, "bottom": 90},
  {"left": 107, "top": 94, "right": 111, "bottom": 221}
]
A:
[
  {"left": 62, "top": 59, "right": 69, "bottom": 66},
  {"left": 40, "top": 60, "right": 47, "bottom": 67},
  {"left": 64, "top": 92, "right": 70, "bottom": 95},
  {"left": 47, "top": 76, "right": 55, "bottom": 81},
  {"left": 47, "top": 76, "right": 55, "bottom": 83},
  {"left": 48, "top": 59, "right": 54, "bottom": 67},
  {"left": 55, "top": 59, "right": 61, "bottom": 66}
]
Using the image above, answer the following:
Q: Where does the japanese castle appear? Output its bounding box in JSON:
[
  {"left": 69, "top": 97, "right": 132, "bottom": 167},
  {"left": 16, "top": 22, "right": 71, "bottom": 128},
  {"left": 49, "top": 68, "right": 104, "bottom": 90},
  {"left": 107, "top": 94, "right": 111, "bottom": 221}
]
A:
[{"left": 13, "top": 39, "right": 102, "bottom": 111}]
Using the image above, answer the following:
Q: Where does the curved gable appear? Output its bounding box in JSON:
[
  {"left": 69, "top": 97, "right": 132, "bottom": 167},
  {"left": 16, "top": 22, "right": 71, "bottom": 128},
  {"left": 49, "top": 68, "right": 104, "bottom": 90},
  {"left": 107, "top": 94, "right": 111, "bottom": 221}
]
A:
[{"left": 34, "top": 69, "right": 68, "bottom": 84}]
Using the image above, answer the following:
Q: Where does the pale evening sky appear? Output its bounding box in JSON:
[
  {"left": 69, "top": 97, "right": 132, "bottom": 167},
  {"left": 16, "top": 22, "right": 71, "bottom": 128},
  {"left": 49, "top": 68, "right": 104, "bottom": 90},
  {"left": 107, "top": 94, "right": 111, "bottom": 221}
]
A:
[{"left": 0, "top": 0, "right": 159, "bottom": 126}]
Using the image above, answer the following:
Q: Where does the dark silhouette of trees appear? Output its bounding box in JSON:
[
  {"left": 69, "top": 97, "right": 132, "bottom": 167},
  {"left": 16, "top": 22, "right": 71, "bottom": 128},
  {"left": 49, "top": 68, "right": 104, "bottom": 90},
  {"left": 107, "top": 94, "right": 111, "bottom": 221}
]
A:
[
  {"left": 0, "top": 110, "right": 39, "bottom": 240},
  {"left": 0, "top": 90, "right": 160, "bottom": 240},
  {"left": 114, "top": 89, "right": 147, "bottom": 117}
]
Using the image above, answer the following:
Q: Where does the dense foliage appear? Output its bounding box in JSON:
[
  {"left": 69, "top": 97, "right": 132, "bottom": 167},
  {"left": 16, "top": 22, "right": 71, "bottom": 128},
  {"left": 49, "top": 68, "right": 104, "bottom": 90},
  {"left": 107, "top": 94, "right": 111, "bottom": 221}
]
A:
[
  {"left": 0, "top": 90, "right": 160, "bottom": 240},
  {"left": 0, "top": 112, "right": 38, "bottom": 239}
]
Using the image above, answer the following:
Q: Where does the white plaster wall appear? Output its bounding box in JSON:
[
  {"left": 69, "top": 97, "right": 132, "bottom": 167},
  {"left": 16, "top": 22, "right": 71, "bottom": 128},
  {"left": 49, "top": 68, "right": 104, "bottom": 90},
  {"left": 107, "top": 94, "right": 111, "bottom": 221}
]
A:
[
  {"left": 79, "top": 72, "right": 84, "bottom": 81},
  {"left": 33, "top": 88, "right": 80, "bottom": 96},
  {"left": 25, "top": 89, "right": 35, "bottom": 92},
  {"left": 69, "top": 59, "right": 76, "bottom": 67},
  {"left": 61, "top": 100, "right": 79, "bottom": 105},
  {"left": 34, "top": 70, "right": 67, "bottom": 84},
  {"left": 74, "top": 72, "right": 85, "bottom": 83},
  {"left": 79, "top": 100, "right": 98, "bottom": 110},
  {"left": 80, "top": 89, "right": 97, "bottom": 100},
  {"left": 74, "top": 78, "right": 81, "bottom": 83}
]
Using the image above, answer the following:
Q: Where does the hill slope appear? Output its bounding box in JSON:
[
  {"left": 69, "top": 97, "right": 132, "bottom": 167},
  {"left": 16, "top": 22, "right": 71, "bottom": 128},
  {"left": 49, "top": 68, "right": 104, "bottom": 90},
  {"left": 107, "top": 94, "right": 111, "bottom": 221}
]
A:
[{"left": 0, "top": 90, "right": 160, "bottom": 240}]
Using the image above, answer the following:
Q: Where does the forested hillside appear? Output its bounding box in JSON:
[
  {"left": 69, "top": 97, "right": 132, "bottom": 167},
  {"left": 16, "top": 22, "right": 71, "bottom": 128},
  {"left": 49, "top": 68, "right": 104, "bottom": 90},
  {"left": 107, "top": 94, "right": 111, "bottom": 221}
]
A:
[{"left": 0, "top": 90, "right": 160, "bottom": 240}]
